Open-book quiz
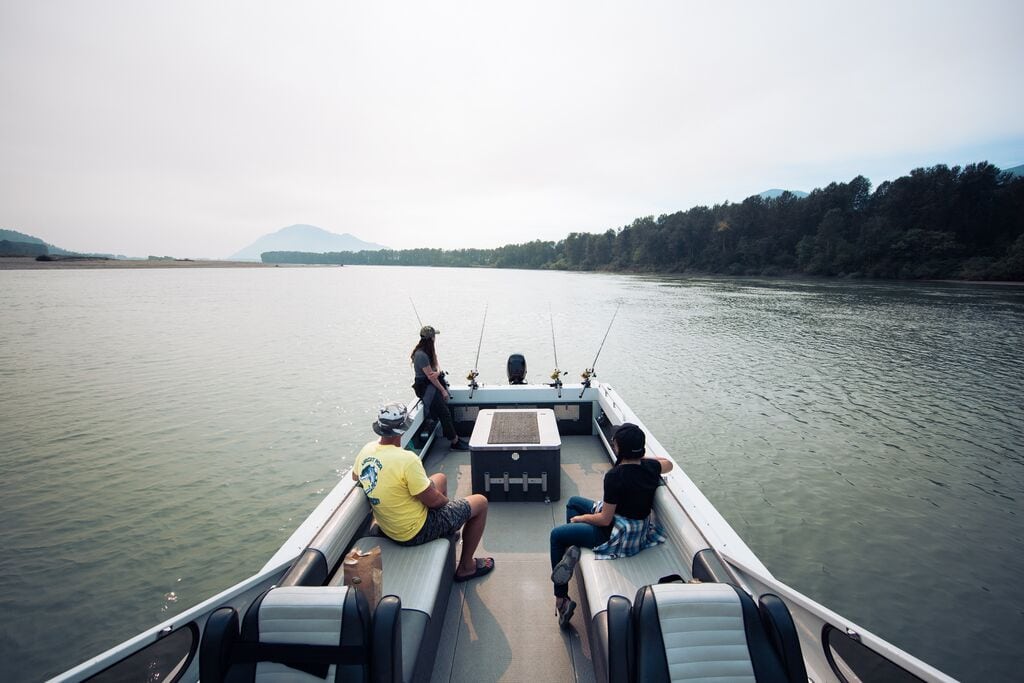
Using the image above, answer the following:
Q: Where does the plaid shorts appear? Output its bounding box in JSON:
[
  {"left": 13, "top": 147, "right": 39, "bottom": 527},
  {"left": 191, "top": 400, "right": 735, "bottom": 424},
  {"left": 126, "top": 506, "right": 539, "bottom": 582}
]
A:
[{"left": 399, "top": 499, "right": 472, "bottom": 546}]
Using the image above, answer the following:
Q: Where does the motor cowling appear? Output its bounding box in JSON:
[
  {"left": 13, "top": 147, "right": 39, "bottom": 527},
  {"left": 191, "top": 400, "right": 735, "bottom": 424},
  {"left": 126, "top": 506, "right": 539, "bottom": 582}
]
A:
[{"left": 507, "top": 354, "right": 527, "bottom": 384}]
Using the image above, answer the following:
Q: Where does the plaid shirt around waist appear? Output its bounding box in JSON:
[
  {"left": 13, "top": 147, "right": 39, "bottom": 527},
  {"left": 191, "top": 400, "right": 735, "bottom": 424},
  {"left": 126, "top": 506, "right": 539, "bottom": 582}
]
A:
[{"left": 591, "top": 501, "right": 666, "bottom": 560}]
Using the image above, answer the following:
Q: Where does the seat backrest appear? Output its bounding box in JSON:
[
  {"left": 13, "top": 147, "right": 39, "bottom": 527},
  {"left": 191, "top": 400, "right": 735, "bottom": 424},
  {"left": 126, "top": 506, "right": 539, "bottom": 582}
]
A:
[
  {"left": 200, "top": 585, "right": 401, "bottom": 683},
  {"left": 605, "top": 595, "right": 634, "bottom": 683},
  {"left": 632, "top": 582, "right": 804, "bottom": 683}
]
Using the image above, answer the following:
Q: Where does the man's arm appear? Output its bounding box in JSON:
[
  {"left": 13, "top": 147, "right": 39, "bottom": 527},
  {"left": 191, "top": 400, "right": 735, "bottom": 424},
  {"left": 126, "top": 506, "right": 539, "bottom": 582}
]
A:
[{"left": 414, "top": 480, "right": 449, "bottom": 509}]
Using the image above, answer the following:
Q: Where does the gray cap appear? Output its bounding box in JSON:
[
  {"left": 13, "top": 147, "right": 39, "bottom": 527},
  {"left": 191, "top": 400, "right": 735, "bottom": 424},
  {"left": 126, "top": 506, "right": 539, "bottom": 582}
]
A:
[{"left": 373, "top": 402, "right": 412, "bottom": 436}]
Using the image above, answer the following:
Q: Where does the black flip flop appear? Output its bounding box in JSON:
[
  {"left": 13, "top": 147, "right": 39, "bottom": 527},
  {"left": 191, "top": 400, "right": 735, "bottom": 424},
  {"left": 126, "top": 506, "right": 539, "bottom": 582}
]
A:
[{"left": 454, "top": 557, "right": 495, "bottom": 583}]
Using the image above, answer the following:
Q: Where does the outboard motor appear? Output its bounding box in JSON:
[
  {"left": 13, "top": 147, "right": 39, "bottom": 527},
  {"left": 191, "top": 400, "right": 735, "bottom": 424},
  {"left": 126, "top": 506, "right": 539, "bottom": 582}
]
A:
[{"left": 507, "top": 354, "right": 527, "bottom": 384}]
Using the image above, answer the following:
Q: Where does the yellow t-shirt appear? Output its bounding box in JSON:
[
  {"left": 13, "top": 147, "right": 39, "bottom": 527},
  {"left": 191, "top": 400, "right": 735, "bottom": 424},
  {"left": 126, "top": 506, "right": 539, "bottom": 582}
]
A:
[{"left": 353, "top": 441, "right": 431, "bottom": 542}]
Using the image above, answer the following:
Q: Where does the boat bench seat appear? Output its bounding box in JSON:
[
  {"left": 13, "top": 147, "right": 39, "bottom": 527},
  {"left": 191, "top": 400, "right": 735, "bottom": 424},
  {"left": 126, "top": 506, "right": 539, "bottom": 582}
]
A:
[
  {"left": 577, "top": 486, "right": 694, "bottom": 682},
  {"left": 328, "top": 534, "right": 455, "bottom": 683}
]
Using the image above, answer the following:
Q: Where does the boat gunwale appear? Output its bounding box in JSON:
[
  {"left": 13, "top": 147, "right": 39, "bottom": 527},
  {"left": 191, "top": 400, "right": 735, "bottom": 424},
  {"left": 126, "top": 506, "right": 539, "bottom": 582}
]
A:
[
  {"left": 49, "top": 560, "right": 293, "bottom": 682},
  {"left": 724, "top": 553, "right": 959, "bottom": 683}
]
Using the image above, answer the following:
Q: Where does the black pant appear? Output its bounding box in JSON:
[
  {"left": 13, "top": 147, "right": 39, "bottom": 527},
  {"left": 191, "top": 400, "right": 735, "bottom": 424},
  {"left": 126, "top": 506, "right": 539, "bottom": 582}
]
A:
[{"left": 414, "top": 379, "right": 456, "bottom": 440}]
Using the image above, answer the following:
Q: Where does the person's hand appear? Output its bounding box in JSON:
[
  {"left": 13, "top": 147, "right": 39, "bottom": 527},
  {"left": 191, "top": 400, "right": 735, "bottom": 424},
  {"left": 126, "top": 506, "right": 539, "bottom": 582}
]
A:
[
  {"left": 570, "top": 515, "right": 583, "bottom": 523},
  {"left": 442, "top": 390, "right": 450, "bottom": 401}
]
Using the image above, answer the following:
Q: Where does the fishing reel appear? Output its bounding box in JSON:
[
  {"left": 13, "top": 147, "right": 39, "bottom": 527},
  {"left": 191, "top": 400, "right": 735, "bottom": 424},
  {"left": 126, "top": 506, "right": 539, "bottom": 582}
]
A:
[
  {"left": 549, "top": 368, "right": 567, "bottom": 387},
  {"left": 578, "top": 368, "right": 596, "bottom": 398},
  {"left": 466, "top": 369, "right": 479, "bottom": 390}
]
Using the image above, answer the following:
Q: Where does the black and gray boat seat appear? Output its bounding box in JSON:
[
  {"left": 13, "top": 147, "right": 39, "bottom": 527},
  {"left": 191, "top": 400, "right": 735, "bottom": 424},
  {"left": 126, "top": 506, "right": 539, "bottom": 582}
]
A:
[
  {"left": 327, "top": 535, "right": 455, "bottom": 683},
  {"left": 577, "top": 487, "right": 709, "bottom": 682},
  {"left": 270, "top": 479, "right": 456, "bottom": 683},
  {"left": 198, "top": 584, "right": 402, "bottom": 682},
  {"left": 623, "top": 581, "right": 807, "bottom": 683}
]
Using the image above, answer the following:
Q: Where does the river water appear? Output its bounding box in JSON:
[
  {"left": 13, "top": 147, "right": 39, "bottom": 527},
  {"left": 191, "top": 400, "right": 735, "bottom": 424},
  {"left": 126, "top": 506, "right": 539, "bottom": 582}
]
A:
[{"left": 0, "top": 266, "right": 1021, "bottom": 682}]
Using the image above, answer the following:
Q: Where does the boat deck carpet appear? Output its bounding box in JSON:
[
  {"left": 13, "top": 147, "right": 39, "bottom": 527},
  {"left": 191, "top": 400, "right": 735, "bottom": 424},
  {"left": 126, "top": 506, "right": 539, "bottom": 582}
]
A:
[{"left": 424, "top": 434, "right": 610, "bottom": 683}]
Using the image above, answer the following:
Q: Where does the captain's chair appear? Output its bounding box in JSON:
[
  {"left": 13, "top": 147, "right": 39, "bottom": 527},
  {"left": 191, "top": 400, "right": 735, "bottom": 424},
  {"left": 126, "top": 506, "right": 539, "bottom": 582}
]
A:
[
  {"left": 199, "top": 585, "right": 401, "bottom": 683},
  {"left": 631, "top": 582, "right": 806, "bottom": 683}
]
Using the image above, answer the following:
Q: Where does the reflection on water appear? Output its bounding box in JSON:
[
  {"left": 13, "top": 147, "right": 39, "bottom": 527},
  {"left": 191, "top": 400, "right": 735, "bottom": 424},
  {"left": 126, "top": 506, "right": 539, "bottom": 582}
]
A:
[{"left": 0, "top": 268, "right": 1021, "bottom": 682}]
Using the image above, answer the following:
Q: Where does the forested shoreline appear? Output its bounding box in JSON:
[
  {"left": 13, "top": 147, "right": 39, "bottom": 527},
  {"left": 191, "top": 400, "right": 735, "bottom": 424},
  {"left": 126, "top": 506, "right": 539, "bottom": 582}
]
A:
[{"left": 264, "top": 163, "right": 1024, "bottom": 280}]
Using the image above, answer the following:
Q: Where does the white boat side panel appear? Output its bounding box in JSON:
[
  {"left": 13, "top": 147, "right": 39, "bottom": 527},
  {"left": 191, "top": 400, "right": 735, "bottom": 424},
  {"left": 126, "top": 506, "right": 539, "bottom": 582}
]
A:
[
  {"left": 51, "top": 560, "right": 292, "bottom": 682},
  {"left": 450, "top": 384, "right": 596, "bottom": 404},
  {"left": 724, "top": 554, "right": 958, "bottom": 683},
  {"left": 308, "top": 487, "right": 372, "bottom": 569},
  {"left": 654, "top": 487, "right": 716, "bottom": 569}
]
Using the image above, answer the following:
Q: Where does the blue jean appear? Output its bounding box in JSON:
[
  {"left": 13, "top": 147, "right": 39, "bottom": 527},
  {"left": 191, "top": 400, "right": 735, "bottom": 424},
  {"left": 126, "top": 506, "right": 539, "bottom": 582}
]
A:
[
  {"left": 415, "top": 381, "right": 456, "bottom": 440},
  {"left": 549, "top": 496, "right": 612, "bottom": 598}
]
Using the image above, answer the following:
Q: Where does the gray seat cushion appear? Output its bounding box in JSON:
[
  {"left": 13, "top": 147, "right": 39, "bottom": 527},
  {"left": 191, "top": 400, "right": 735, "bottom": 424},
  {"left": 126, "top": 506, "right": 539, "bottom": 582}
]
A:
[
  {"left": 578, "top": 543, "right": 682, "bottom": 616},
  {"left": 348, "top": 536, "right": 450, "bottom": 615},
  {"left": 648, "top": 582, "right": 756, "bottom": 682},
  {"left": 329, "top": 535, "right": 452, "bottom": 683}
]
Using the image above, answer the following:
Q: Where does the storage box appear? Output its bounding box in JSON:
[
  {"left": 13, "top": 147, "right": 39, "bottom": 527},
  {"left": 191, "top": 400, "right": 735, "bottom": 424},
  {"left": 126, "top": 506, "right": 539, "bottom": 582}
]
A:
[{"left": 469, "top": 409, "right": 561, "bottom": 502}]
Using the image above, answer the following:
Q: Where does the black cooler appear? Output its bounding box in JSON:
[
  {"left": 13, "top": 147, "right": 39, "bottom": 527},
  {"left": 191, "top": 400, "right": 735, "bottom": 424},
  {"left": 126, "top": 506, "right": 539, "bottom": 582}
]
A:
[{"left": 469, "top": 408, "right": 561, "bottom": 502}]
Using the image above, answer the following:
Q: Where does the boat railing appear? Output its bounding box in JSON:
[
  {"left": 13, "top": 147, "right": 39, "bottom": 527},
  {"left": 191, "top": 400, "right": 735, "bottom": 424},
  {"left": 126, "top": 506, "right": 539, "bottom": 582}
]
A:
[
  {"left": 721, "top": 552, "right": 957, "bottom": 683},
  {"left": 50, "top": 558, "right": 293, "bottom": 683}
]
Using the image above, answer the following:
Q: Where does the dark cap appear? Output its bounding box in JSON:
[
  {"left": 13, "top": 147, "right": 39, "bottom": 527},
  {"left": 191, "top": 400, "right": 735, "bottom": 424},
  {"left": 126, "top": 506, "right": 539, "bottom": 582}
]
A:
[
  {"left": 420, "top": 325, "right": 439, "bottom": 339},
  {"left": 612, "top": 422, "right": 645, "bottom": 457}
]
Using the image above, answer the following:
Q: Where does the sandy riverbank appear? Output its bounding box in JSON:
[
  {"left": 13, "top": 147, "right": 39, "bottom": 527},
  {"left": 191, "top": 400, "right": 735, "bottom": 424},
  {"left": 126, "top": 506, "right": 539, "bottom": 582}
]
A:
[{"left": 0, "top": 257, "right": 282, "bottom": 270}]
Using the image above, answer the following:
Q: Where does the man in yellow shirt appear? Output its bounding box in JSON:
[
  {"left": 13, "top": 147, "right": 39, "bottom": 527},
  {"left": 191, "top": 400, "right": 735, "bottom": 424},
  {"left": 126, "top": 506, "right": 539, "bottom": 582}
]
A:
[{"left": 353, "top": 402, "right": 493, "bottom": 581}]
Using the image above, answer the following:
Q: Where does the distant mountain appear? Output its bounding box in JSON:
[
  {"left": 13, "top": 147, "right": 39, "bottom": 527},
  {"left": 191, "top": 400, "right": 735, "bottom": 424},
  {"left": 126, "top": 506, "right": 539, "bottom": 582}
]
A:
[
  {"left": 230, "top": 225, "right": 388, "bottom": 261},
  {"left": 1005, "top": 163, "right": 1024, "bottom": 177},
  {"left": 0, "top": 229, "right": 79, "bottom": 256},
  {"left": 757, "top": 189, "right": 809, "bottom": 200},
  {"left": 1, "top": 229, "right": 49, "bottom": 246}
]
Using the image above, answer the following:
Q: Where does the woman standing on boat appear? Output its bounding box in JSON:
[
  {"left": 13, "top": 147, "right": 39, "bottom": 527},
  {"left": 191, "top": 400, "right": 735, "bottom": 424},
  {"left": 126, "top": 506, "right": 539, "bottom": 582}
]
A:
[
  {"left": 411, "top": 325, "right": 469, "bottom": 451},
  {"left": 548, "top": 422, "right": 672, "bottom": 627}
]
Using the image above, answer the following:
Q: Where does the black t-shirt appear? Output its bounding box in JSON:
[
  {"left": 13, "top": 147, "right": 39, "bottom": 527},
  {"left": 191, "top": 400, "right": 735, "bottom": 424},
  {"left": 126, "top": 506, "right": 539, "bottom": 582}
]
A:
[{"left": 602, "top": 459, "right": 663, "bottom": 520}]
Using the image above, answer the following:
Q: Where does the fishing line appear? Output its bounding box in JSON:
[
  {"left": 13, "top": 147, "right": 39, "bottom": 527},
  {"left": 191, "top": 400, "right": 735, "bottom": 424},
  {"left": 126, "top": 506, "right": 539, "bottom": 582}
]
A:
[
  {"left": 549, "top": 304, "right": 566, "bottom": 396},
  {"left": 410, "top": 298, "right": 423, "bottom": 328},
  {"left": 580, "top": 302, "right": 621, "bottom": 397},
  {"left": 467, "top": 304, "right": 488, "bottom": 398}
]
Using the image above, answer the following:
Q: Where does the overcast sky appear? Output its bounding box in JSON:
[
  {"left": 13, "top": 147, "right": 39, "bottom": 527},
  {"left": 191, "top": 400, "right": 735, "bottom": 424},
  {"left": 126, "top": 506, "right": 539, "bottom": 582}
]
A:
[{"left": 2, "top": 1, "right": 1023, "bottom": 259}]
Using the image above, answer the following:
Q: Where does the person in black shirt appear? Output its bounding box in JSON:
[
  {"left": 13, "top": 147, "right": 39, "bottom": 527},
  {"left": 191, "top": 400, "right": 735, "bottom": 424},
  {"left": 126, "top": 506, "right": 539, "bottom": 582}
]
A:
[{"left": 548, "top": 422, "right": 673, "bottom": 627}]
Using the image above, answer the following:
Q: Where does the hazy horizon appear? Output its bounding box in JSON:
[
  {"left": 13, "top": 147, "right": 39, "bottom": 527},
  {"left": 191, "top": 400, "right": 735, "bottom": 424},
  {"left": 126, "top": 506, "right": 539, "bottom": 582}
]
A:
[{"left": 2, "top": 1, "right": 1023, "bottom": 259}]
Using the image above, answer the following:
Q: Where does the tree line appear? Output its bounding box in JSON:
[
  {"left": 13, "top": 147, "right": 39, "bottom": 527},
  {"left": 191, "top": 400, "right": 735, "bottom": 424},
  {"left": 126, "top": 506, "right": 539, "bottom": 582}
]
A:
[{"left": 263, "top": 162, "right": 1024, "bottom": 280}]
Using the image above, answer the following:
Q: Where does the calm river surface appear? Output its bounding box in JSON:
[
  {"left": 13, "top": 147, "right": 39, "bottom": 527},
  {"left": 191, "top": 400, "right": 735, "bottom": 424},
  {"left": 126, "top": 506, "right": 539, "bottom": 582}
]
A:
[{"left": 1, "top": 266, "right": 1022, "bottom": 682}]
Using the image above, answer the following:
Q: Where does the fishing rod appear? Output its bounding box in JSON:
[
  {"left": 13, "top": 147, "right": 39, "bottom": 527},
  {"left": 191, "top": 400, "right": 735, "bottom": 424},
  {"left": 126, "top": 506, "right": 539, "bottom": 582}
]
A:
[
  {"left": 549, "top": 305, "right": 566, "bottom": 398},
  {"left": 580, "top": 303, "right": 621, "bottom": 398},
  {"left": 410, "top": 298, "right": 423, "bottom": 328},
  {"left": 466, "top": 304, "right": 488, "bottom": 398}
]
